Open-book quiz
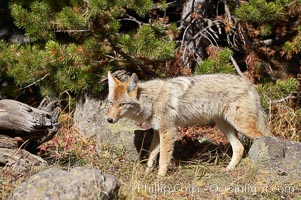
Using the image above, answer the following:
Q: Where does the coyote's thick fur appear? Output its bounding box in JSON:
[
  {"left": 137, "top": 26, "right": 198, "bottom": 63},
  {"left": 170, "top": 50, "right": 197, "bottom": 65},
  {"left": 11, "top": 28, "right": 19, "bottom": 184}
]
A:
[{"left": 106, "top": 72, "right": 272, "bottom": 176}]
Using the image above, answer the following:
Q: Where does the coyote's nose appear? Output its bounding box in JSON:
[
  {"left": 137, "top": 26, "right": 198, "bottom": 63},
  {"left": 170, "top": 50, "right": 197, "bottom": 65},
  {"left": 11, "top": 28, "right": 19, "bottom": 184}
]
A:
[{"left": 107, "top": 118, "right": 114, "bottom": 123}]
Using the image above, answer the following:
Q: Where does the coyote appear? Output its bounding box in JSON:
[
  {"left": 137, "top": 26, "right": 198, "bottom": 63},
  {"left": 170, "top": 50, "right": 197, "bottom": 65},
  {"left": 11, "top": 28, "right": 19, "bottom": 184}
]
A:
[{"left": 106, "top": 72, "right": 272, "bottom": 176}]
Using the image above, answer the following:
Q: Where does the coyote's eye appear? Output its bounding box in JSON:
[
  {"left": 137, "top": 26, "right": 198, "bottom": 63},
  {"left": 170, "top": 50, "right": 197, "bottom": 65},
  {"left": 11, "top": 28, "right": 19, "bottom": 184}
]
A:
[{"left": 119, "top": 102, "right": 127, "bottom": 107}]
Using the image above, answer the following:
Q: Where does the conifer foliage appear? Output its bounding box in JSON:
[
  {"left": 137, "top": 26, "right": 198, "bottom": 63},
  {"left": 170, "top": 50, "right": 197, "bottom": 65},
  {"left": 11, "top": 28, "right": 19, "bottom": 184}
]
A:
[
  {"left": 235, "top": 0, "right": 301, "bottom": 82},
  {"left": 0, "top": 0, "right": 300, "bottom": 99},
  {"left": 1, "top": 0, "right": 176, "bottom": 96}
]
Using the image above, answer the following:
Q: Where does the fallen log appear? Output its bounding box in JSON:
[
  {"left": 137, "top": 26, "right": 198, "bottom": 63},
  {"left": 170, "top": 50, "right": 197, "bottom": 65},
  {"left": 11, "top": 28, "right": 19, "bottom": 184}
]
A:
[{"left": 0, "top": 98, "right": 61, "bottom": 156}]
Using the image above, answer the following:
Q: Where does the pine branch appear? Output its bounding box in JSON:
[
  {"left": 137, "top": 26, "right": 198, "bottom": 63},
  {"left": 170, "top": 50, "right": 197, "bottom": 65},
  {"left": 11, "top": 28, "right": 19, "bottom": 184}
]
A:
[{"left": 106, "top": 37, "right": 158, "bottom": 78}]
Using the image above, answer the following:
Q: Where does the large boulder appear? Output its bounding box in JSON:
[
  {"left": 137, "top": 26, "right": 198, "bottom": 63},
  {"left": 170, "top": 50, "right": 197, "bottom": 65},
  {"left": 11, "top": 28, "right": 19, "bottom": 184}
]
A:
[
  {"left": 73, "top": 93, "right": 154, "bottom": 161},
  {"left": 106, "top": 119, "right": 154, "bottom": 160},
  {"left": 73, "top": 94, "right": 108, "bottom": 138},
  {"left": 249, "top": 136, "right": 301, "bottom": 177},
  {"left": 8, "top": 167, "right": 120, "bottom": 200},
  {"left": 73, "top": 70, "right": 132, "bottom": 139}
]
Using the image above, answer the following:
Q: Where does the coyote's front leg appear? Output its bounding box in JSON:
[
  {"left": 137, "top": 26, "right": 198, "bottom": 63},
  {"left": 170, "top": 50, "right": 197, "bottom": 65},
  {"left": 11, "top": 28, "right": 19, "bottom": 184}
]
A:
[
  {"left": 158, "top": 126, "right": 177, "bottom": 176},
  {"left": 145, "top": 131, "right": 160, "bottom": 173}
]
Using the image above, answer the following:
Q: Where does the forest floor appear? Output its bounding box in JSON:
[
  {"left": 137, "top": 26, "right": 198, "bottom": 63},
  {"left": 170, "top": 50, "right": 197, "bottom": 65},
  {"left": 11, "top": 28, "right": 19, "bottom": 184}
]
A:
[{"left": 1, "top": 113, "right": 301, "bottom": 200}]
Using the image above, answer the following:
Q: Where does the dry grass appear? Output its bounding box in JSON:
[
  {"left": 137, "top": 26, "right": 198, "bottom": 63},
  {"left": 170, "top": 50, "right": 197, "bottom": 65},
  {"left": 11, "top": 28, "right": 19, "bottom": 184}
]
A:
[
  {"left": 270, "top": 103, "right": 301, "bottom": 142},
  {"left": 1, "top": 112, "right": 301, "bottom": 199},
  {"left": 258, "top": 78, "right": 301, "bottom": 142}
]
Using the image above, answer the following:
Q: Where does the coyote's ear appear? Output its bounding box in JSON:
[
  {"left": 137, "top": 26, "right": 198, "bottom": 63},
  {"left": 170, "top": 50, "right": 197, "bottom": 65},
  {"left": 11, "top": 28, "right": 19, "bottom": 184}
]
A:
[
  {"left": 108, "top": 71, "right": 118, "bottom": 90},
  {"left": 126, "top": 73, "right": 138, "bottom": 97}
]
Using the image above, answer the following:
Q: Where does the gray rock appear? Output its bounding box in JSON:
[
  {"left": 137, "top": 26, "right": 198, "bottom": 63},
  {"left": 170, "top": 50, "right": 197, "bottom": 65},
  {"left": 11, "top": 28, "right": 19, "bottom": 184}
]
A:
[
  {"left": 73, "top": 70, "right": 132, "bottom": 139},
  {"left": 8, "top": 167, "right": 120, "bottom": 200},
  {"left": 0, "top": 148, "right": 46, "bottom": 172},
  {"left": 249, "top": 136, "right": 301, "bottom": 177},
  {"left": 106, "top": 120, "right": 154, "bottom": 160},
  {"left": 73, "top": 94, "right": 108, "bottom": 138},
  {"left": 73, "top": 94, "right": 154, "bottom": 161}
]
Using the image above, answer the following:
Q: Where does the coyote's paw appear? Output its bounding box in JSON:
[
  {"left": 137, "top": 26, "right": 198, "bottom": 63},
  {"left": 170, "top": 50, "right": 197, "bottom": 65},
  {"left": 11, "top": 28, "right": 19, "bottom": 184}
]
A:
[
  {"left": 157, "top": 169, "right": 167, "bottom": 177},
  {"left": 226, "top": 165, "right": 235, "bottom": 172},
  {"left": 145, "top": 167, "right": 154, "bottom": 175}
]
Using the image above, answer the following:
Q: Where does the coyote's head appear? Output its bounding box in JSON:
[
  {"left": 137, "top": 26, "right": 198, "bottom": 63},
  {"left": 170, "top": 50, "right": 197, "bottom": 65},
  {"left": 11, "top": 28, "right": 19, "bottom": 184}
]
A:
[{"left": 106, "top": 71, "right": 139, "bottom": 123}]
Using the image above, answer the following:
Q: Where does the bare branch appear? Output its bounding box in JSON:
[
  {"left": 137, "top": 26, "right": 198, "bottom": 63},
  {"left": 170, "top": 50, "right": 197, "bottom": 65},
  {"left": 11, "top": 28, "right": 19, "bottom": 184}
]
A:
[
  {"left": 272, "top": 92, "right": 299, "bottom": 104},
  {"left": 54, "top": 29, "right": 90, "bottom": 33},
  {"left": 118, "top": 14, "right": 146, "bottom": 26},
  {"left": 21, "top": 73, "right": 50, "bottom": 90},
  {"left": 254, "top": 39, "right": 274, "bottom": 46},
  {"left": 153, "top": 1, "right": 178, "bottom": 9},
  {"left": 230, "top": 56, "right": 244, "bottom": 77},
  {"left": 224, "top": 2, "right": 232, "bottom": 24}
]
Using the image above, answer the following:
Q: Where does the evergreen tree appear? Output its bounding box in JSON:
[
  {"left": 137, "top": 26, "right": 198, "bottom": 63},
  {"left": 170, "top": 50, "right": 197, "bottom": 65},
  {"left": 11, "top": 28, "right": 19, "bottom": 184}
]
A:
[
  {"left": 0, "top": 0, "right": 176, "bottom": 96},
  {"left": 234, "top": 0, "right": 301, "bottom": 82},
  {"left": 0, "top": 0, "right": 300, "bottom": 101}
]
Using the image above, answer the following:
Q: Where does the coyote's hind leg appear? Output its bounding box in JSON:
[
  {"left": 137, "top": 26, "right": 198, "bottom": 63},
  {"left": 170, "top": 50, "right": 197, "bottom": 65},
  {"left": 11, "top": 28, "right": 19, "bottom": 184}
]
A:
[{"left": 216, "top": 120, "right": 244, "bottom": 171}]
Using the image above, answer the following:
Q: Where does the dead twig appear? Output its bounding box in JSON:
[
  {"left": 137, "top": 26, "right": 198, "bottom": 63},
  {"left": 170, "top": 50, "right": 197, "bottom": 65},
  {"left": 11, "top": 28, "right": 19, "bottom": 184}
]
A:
[
  {"left": 272, "top": 92, "right": 299, "bottom": 104},
  {"left": 21, "top": 73, "right": 50, "bottom": 90},
  {"left": 230, "top": 56, "right": 244, "bottom": 77},
  {"left": 54, "top": 29, "right": 90, "bottom": 33},
  {"left": 118, "top": 14, "right": 146, "bottom": 26}
]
